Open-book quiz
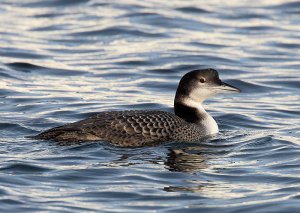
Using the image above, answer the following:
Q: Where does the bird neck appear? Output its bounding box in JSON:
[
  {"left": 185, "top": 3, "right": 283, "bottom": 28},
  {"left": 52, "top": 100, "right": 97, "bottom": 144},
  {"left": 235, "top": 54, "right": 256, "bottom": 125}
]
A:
[
  {"left": 174, "top": 95, "right": 219, "bottom": 135},
  {"left": 174, "top": 97, "right": 208, "bottom": 123}
]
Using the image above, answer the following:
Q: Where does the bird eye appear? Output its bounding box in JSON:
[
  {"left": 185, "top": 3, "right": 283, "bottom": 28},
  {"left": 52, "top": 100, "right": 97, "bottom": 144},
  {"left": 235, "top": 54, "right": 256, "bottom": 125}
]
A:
[{"left": 199, "top": 77, "right": 206, "bottom": 83}]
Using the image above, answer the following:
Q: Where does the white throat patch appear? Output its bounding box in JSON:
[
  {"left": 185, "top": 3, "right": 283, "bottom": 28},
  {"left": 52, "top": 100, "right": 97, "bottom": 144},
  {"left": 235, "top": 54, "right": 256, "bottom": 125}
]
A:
[{"left": 182, "top": 98, "right": 219, "bottom": 135}]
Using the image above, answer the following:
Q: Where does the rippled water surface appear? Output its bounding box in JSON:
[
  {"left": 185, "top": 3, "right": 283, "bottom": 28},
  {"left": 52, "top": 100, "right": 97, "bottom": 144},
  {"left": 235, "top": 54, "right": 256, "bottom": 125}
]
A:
[{"left": 1, "top": 0, "right": 300, "bottom": 212}]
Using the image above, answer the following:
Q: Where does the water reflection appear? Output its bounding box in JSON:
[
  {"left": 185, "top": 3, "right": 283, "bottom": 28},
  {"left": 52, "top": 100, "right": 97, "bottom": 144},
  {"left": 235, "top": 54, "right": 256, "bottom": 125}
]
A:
[{"left": 165, "top": 147, "right": 209, "bottom": 172}]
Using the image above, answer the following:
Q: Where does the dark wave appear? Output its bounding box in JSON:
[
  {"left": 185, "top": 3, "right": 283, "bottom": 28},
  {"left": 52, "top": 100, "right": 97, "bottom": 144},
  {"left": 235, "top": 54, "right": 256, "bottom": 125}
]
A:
[
  {"left": 189, "top": 41, "right": 228, "bottom": 49},
  {"left": 30, "top": 24, "right": 68, "bottom": 32},
  {"left": 176, "top": 6, "right": 210, "bottom": 14},
  {"left": 6, "top": 62, "right": 86, "bottom": 76},
  {"left": 0, "top": 163, "right": 52, "bottom": 173},
  {"left": 116, "top": 60, "right": 153, "bottom": 66},
  {"left": 268, "top": 41, "right": 300, "bottom": 49},
  {"left": 224, "top": 79, "right": 276, "bottom": 93},
  {"left": 22, "top": 0, "right": 90, "bottom": 8},
  {"left": 120, "top": 12, "right": 160, "bottom": 18},
  {"left": 69, "top": 27, "right": 167, "bottom": 38}
]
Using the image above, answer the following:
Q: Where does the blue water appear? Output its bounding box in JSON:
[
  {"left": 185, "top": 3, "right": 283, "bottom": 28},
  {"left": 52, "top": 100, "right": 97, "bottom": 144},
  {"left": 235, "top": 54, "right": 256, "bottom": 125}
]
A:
[{"left": 1, "top": 0, "right": 300, "bottom": 212}]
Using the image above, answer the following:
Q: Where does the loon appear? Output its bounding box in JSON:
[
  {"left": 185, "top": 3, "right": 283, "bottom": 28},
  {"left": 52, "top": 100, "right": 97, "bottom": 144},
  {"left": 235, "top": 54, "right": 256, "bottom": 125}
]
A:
[{"left": 33, "top": 68, "right": 240, "bottom": 147}]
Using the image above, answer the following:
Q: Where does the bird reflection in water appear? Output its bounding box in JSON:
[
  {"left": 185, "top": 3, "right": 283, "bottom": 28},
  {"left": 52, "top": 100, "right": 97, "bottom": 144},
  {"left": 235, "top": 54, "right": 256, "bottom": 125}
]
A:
[
  {"left": 165, "top": 146, "right": 210, "bottom": 173},
  {"left": 164, "top": 146, "right": 214, "bottom": 193}
]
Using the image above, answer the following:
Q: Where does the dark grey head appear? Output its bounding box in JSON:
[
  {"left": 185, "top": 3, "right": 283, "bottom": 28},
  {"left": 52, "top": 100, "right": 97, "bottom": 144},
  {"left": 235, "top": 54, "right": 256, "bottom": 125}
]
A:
[{"left": 175, "top": 68, "right": 240, "bottom": 104}]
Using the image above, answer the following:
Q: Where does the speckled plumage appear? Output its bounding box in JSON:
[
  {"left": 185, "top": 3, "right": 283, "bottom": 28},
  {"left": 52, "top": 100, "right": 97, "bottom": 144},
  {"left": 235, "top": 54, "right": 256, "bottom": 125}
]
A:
[{"left": 34, "top": 110, "right": 208, "bottom": 147}]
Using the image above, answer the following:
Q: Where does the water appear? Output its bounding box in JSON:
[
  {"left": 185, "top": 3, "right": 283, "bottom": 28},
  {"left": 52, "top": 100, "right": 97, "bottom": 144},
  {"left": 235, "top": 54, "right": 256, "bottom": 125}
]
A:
[{"left": 1, "top": 0, "right": 300, "bottom": 212}]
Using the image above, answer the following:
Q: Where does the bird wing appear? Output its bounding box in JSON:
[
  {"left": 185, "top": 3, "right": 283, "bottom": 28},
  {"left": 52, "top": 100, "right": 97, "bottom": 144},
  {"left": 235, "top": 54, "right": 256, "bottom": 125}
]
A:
[
  {"left": 85, "top": 110, "right": 183, "bottom": 146},
  {"left": 35, "top": 110, "right": 184, "bottom": 147}
]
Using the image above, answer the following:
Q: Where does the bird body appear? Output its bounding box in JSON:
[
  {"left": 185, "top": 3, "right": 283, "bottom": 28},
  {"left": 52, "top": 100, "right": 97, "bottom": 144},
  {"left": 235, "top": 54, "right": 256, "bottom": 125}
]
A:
[
  {"left": 33, "top": 69, "right": 240, "bottom": 147},
  {"left": 35, "top": 110, "right": 217, "bottom": 147}
]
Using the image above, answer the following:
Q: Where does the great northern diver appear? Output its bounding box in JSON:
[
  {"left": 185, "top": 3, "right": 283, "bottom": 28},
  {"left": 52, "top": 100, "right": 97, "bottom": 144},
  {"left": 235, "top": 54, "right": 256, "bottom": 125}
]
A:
[{"left": 33, "top": 68, "right": 240, "bottom": 147}]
